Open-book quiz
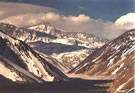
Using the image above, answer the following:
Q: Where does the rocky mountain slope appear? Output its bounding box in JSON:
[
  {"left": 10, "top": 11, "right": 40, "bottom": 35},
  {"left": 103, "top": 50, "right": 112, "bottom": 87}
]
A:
[
  {"left": 0, "top": 30, "right": 69, "bottom": 83},
  {"left": 0, "top": 22, "right": 108, "bottom": 70},
  {"left": 69, "top": 29, "right": 135, "bottom": 93}
]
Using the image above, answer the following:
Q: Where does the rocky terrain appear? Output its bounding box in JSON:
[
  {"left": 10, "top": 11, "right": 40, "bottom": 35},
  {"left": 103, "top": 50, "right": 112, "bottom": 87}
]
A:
[
  {"left": 0, "top": 22, "right": 108, "bottom": 70},
  {"left": 69, "top": 29, "right": 135, "bottom": 93},
  {"left": 0, "top": 30, "right": 69, "bottom": 83},
  {"left": 0, "top": 22, "right": 134, "bottom": 93}
]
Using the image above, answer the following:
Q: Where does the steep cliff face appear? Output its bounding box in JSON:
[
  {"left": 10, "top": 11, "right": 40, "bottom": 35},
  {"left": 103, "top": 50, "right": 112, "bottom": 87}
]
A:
[
  {"left": 0, "top": 31, "right": 69, "bottom": 83},
  {"left": 69, "top": 29, "right": 135, "bottom": 93},
  {"left": 0, "top": 22, "right": 108, "bottom": 70}
]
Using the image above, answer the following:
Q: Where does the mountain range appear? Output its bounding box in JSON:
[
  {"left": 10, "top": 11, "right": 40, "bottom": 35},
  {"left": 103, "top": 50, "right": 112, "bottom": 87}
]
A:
[
  {"left": 0, "top": 22, "right": 134, "bottom": 93},
  {"left": 0, "top": 22, "right": 108, "bottom": 70}
]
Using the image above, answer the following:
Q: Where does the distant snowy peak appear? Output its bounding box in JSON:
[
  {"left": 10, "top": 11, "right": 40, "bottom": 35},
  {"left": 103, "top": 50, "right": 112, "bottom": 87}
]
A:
[
  {"left": 26, "top": 22, "right": 109, "bottom": 69},
  {"left": 0, "top": 22, "right": 108, "bottom": 48},
  {"left": 0, "top": 22, "right": 108, "bottom": 69},
  {"left": 27, "top": 22, "right": 108, "bottom": 48},
  {"left": 0, "top": 30, "right": 69, "bottom": 83},
  {"left": 28, "top": 22, "right": 54, "bottom": 34}
]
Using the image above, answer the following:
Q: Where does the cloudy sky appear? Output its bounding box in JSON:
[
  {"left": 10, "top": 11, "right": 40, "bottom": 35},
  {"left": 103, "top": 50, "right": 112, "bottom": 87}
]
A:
[{"left": 0, "top": 0, "right": 135, "bottom": 39}]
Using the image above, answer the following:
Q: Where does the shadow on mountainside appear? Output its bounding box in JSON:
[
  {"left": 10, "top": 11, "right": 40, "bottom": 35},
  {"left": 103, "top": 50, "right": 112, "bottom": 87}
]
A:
[
  {"left": 28, "top": 41, "right": 88, "bottom": 55},
  {"left": 29, "top": 31, "right": 57, "bottom": 39},
  {"left": 0, "top": 78, "right": 113, "bottom": 93},
  {"left": 0, "top": 37, "right": 28, "bottom": 69},
  {"left": 0, "top": 75, "right": 13, "bottom": 85}
]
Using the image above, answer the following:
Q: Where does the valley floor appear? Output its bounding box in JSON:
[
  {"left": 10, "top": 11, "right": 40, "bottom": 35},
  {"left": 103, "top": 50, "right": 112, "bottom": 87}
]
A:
[{"left": 0, "top": 75, "right": 113, "bottom": 93}]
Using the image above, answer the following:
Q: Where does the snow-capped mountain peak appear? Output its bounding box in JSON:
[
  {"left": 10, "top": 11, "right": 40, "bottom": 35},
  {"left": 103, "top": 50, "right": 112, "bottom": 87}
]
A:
[
  {"left": 28, "top": 22, "right": 54, "bottom": 34},
  {"left": 0, "top": 22, "right": 108, "bottom": 70}
]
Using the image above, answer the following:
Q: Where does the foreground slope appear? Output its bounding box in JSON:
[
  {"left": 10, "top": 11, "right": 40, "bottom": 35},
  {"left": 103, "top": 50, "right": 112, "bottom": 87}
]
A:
[
  {"left": 0, "top": 22, "right": 70, "bottom": 72},
  {"left": 0, "top": 30, "right": 68, "bottom": 83},
  {"left": 0, "top": 22, "right": 108, "bottom": 69},
  {"left": 69, "top": 29, "right": 135, "bottom": 93}
]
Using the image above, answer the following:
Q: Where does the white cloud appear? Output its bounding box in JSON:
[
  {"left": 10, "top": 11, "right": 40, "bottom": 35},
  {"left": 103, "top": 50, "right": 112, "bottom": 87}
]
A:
[
  {"left": 0, "top": 11, "right": 5, "bottom": 16},
  {"left": 115, "top": 13, "right": 135, "bottom": 30},
  {"left": 1, "top": 13, "right": 61, "bottom": 27},
  {"left": 63, "top": 14, "right": 90, "bottom": 23},
  {"left": 1, "top": 12, "right": 126, "bottom": 39},
  {"left": 0, "top": 10, "right": 6, "bottom": 20},
  {"left": 44, "top": 12, "right": 61, "bottom": 21},
  {"left": 0, "top": 2, "right": 131, "bottom": 40},
  {"left": 0, "top": 2, "right": 57, "bottom": 20},
  {"left": 79, "top": 6, "right": 85, "bottom": 10}
]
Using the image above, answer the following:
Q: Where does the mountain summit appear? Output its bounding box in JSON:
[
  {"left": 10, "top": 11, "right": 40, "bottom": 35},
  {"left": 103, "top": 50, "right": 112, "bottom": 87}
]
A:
[{"left": 0, "top": 22, "right": 108, "bottom": 70}]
